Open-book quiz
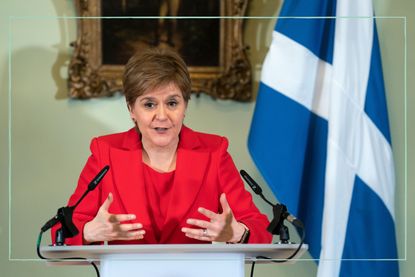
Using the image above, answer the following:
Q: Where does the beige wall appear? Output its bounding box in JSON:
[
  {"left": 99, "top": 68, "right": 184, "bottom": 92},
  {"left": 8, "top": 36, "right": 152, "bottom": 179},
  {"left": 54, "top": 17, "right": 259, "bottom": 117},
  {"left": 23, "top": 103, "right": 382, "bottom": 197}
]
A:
[{"left": 0, "top": 0, "right": 413, "bottom": 276}]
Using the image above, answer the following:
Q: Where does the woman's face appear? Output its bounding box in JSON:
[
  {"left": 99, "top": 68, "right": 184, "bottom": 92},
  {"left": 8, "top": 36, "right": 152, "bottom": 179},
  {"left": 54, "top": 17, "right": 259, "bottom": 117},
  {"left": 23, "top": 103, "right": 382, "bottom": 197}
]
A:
[{"left": 129, "top": 82, "right": 186, "bottom": 149}]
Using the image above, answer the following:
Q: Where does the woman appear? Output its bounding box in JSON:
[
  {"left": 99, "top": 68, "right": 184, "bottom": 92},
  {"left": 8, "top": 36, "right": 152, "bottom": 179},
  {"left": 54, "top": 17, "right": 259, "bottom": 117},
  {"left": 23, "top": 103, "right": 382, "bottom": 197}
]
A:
[{"left": 53, "top": 48, "right": 272, "bottom": 244}]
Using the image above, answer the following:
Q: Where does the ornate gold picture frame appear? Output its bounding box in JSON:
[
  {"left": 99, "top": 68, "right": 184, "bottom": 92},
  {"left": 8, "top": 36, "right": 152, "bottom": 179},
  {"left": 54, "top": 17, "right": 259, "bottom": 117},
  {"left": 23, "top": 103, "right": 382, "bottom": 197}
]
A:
[{"left": 68, "top": 0, "right": 252, "bottom": 101}]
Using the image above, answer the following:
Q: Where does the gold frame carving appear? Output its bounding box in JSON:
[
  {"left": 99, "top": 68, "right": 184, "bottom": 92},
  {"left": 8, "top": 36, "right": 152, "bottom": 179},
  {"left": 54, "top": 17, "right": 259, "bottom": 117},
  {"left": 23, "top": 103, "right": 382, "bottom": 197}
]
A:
[{"left": 68, "top": 0, "right": 252, "bottom": 101}]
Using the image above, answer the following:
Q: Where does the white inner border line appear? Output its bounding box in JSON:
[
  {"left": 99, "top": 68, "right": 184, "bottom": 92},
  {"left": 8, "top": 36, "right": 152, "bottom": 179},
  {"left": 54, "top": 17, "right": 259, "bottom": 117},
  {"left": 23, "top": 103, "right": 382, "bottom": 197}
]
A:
[
  {"left": 8, "top": 15, "right": 13, "bottom": 261},
  {"left": 403, "top": 16, "right": 407, "bottom": 261},
  {"left": 6, "top": 15, "right": 407, "bottom": 262}
]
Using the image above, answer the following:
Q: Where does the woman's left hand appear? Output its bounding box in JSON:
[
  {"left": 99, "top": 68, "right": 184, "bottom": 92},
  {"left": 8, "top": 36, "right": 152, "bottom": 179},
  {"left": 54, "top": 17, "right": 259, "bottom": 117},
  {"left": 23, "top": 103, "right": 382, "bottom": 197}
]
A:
[{"left": 181, "top": 193, "right": 246, "bottom": 243}]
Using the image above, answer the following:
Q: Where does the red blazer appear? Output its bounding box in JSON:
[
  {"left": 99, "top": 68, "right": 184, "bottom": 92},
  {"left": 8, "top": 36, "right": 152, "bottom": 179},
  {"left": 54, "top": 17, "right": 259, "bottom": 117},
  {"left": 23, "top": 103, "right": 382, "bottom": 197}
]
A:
[{"left": 52, "top": 126, "right": 272, "bottom": 244}]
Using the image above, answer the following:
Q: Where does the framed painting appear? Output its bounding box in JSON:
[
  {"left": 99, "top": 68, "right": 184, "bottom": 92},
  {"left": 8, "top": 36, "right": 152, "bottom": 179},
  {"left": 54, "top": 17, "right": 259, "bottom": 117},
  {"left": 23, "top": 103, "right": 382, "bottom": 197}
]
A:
[{"left": 68, "top": 0, "right": 252, "bottom": 101}]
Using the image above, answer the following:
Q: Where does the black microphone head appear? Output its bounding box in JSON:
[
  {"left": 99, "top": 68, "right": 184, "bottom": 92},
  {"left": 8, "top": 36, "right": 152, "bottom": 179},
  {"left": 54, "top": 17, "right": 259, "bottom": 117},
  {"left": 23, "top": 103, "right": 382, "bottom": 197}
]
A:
[
  {"left": 240, "top": 169, "right": 263, "bottom": 195},
  {"left": 88, "top": 165, "right": 110, "bottom": 191}
]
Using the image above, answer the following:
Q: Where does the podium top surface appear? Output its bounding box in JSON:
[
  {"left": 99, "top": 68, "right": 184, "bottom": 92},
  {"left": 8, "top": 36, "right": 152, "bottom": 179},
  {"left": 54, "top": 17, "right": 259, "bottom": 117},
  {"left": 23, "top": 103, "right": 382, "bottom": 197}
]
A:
[{"left": 41, "top": 243, "right": 308, "bottom": 262}]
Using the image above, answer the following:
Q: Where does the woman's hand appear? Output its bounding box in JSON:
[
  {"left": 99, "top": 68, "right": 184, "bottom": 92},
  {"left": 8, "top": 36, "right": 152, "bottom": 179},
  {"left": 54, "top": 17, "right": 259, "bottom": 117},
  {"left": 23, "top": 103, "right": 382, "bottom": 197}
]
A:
[
  {"left": 83, "top": 193, "right": 145, "bottom": 243},
  {"left": 181, "top": 193, "right": 246, "bottom": 243}
]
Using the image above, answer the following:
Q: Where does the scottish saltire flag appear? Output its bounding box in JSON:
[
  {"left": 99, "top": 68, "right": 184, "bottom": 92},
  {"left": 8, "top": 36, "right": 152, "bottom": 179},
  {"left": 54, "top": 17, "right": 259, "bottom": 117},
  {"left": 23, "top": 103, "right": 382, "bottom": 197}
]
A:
[{"left": 248, "top": 0, "right": 399, "bottom": 276}]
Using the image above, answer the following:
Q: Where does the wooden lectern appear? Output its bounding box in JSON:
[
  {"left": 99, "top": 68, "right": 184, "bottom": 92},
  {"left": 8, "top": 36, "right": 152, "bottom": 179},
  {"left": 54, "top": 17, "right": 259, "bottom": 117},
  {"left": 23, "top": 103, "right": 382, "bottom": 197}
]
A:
[{"left": 41, "top": 244, "right": 307, "bottom": 277}]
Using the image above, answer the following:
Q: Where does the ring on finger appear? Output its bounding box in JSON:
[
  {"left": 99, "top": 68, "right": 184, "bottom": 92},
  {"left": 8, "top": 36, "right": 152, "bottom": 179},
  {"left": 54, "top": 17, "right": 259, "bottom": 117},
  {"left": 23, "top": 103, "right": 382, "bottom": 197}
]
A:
[{"left": 202, "top": 228, "right": 208, "bottom": 237}]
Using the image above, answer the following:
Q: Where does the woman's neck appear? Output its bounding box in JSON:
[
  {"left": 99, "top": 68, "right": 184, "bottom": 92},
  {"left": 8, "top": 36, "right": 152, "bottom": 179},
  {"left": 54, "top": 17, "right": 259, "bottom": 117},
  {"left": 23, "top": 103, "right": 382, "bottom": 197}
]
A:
[{"left": 141, "top": 139, "right": 179, "bottom": 172}]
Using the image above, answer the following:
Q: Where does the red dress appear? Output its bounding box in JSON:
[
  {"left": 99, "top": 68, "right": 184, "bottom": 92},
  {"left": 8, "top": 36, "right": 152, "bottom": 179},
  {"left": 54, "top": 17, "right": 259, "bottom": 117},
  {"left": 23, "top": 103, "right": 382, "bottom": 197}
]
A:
[
  {"left": 143, "top": 164, "right": 175, "bottom": 242},
  {"left": 51, "top": 126, "right": 272, "bottom": 244}
]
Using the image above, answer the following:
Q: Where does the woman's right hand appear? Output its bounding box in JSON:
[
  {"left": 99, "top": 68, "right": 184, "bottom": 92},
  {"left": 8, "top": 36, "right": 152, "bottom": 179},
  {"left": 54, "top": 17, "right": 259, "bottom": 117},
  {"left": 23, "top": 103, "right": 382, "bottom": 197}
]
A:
[{"left": 83, "top": 193, "right": 145, "bottom": 243}]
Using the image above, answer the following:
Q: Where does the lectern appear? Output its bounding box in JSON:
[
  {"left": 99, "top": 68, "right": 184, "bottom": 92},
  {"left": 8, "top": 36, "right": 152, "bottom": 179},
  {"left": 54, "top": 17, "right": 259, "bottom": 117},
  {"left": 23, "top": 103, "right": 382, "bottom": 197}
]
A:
[{"left": 41, "top": 244, "right": 308, "bottom": 277}]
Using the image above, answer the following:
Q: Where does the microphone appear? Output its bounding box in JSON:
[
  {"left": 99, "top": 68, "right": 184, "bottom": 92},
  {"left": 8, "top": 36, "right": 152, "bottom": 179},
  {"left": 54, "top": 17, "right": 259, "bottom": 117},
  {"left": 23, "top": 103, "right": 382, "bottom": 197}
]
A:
[
  {"left": 88, "top": 165, "right": 109, "bottom": 191},
  {"left": 74, "top": 165, "right": 110, "bottom": 208},
  {"left": 240, "top": 170, "right": 303, "bottom": 228},
  {"left": 40, "top": 166, "right": 110, "bottom": 234},
  {"left": 240, "top": 169, "right": 262, "bottom": 194},
  {"left": 37, "top": 165, "right": 110, "bottom": 261},
  {"left": 240, "top": 170, "right": 306, "bottom": 261}
]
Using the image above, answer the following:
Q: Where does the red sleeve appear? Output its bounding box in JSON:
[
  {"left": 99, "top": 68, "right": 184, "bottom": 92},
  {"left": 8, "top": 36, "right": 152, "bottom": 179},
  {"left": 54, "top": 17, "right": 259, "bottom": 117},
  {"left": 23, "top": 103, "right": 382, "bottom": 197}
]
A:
[
  {"left": 217, "top": 138, "right": 272, "bottom": 243},
  {"left": 51, "top": 138, "right": 103, "bottom": 245}
]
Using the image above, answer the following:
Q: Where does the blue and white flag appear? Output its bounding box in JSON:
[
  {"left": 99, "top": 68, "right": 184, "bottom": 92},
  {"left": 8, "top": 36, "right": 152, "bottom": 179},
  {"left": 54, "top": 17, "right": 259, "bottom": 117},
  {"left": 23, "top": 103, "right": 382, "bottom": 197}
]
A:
[{"left": 248, "top": 0, "right": 399, "bottom": 276}]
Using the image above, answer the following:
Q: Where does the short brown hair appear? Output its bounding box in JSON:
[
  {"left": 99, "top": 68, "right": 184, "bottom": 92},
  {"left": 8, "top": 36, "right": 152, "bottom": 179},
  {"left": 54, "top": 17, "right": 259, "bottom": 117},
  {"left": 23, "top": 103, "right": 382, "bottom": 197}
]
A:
[{"left": 123, "top": 47, "right": 191, "bottom": 108}]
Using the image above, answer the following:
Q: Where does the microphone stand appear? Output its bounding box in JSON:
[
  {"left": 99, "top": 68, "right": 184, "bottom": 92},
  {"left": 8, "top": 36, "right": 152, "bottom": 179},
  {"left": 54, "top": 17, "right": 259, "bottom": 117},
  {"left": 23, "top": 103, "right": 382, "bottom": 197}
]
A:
[
  {"left": 240, "top": 170, "right": 297, "bottom": 244},
  {"left": 267, "top": 203, "right": 290, "bottom": 244},
  {"left": 38, "top": 165, "right": 109, "bottom": 255},
  {"left": 240, "top": 169, "right": 306, "bottom": 273},
  {"left": 36, "top": 166, "right": 109, "bottom": 277},
  {"left": 53, "top": 206, "right": 78, "bottom": 246},
  {"left": 51, "top": 173, "right": 108, "bottom": 245}
]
